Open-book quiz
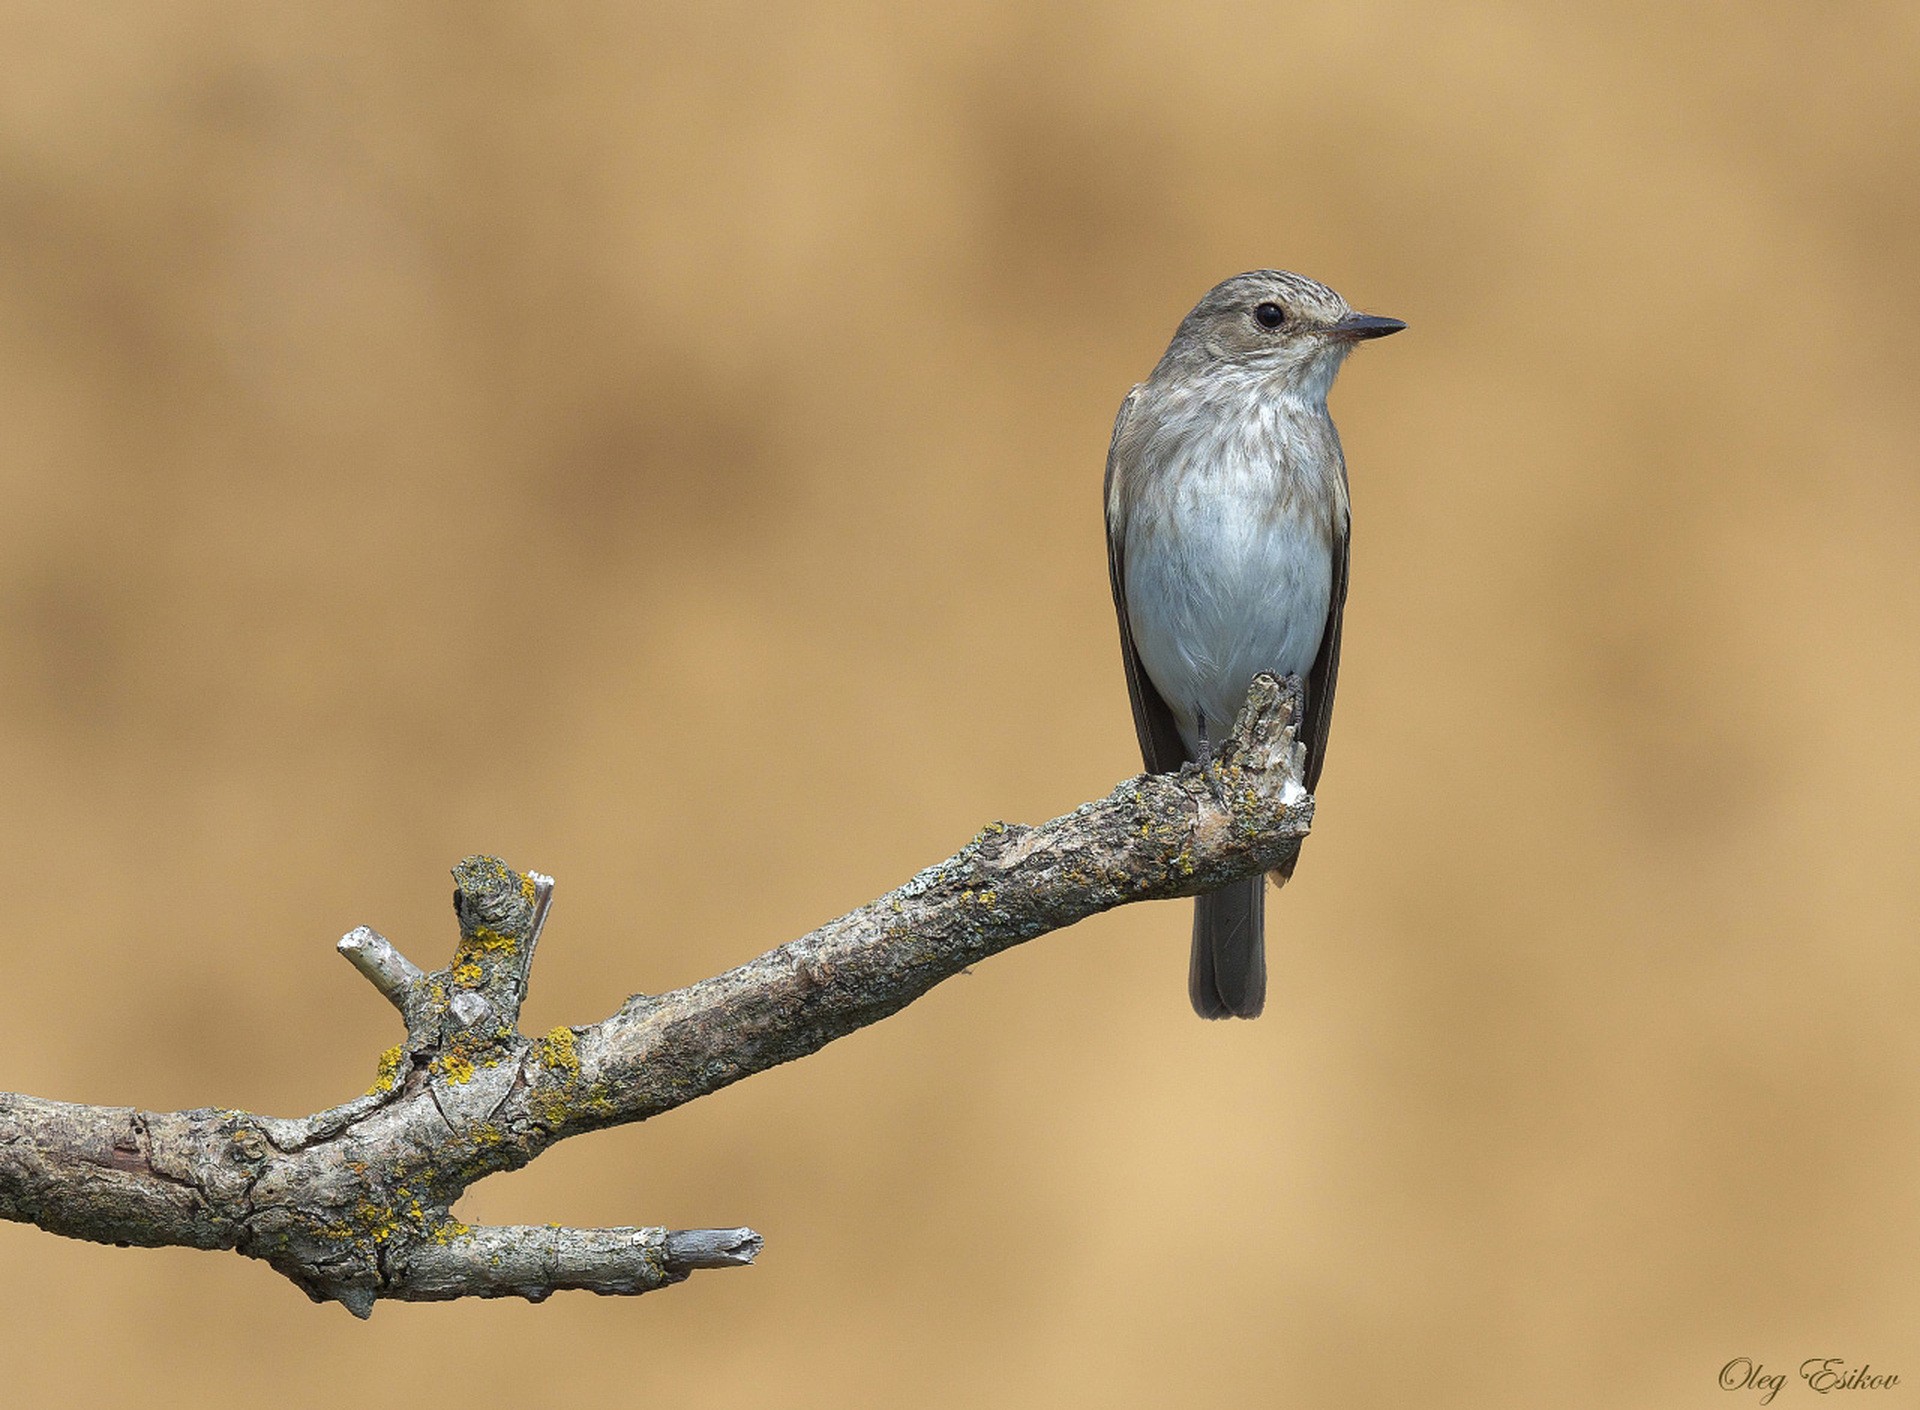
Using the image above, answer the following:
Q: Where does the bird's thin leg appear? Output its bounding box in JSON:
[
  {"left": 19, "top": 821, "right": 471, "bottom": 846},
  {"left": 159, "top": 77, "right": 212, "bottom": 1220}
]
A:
[
  {"left": 1193, "top": 708, "right": 1239, "bottom": 809},
  {"left": 1193, "top": 706, "right": 1242, "bottom": 813}
]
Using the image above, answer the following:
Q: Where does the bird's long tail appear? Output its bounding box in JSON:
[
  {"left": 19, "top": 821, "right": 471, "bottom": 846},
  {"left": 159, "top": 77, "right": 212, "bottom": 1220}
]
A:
[{"left": 1189, "top": 876, "right": 1266, "bottom": 1020}]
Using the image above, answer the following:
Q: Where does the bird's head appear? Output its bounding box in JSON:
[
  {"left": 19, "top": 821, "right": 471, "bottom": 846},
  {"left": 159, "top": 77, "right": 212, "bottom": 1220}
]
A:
[{"left": 1157, "top": 269, "right": 1404, "bottom": 402}]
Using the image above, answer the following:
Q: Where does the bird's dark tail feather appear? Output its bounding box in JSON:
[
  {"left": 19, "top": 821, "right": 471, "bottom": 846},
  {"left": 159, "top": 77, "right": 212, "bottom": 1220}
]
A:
[{"left": 1189, "top": 877, "right": 1266, "bottom": 1020}]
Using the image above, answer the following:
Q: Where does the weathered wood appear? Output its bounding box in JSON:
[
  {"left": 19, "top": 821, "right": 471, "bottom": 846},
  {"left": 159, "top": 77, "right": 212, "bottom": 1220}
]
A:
[{"left": 0, "top": 675, "right": 1311, "bottom": 1316}]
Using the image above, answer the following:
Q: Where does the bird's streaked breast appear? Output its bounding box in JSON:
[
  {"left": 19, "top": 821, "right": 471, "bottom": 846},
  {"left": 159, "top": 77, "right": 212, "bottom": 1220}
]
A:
[{"left": 1119, "top": 384, "right": 1345, "bottom": 755}]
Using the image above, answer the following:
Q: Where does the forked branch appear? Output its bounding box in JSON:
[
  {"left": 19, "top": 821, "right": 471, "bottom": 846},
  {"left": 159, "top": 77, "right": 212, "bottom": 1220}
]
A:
[{"left": 0, "top": 675, "right": 1312, "bottom": 1316}]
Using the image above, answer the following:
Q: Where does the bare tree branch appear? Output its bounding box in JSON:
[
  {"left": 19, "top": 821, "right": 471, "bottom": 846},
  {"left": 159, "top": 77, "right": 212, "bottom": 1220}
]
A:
[
  {"left": 335, "top": 927, "right": 423, "bottom": 1016},
  {"left": 0, "top": 674, "right": 1311, "bottom": 1317}
]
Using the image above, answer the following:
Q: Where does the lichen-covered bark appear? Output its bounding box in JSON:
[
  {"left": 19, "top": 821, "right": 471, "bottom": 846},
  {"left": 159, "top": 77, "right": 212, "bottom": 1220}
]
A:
[{"left": 0, "top": 674, "right": 1311, "bottom": 1317}]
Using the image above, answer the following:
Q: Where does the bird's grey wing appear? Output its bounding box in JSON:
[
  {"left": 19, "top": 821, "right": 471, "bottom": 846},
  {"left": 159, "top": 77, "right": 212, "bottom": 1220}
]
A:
[
  {"left": 1300, "top": 521, "right": 1348, "bottom": 792},
  {"left": 1105, "top": 387, "right": 1187, "bottom": 775}
]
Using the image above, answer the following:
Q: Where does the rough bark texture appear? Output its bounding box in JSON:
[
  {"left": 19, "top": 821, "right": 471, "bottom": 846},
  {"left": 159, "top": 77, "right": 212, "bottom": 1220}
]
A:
[{"left": 0, "top": 675, "right": 1312, "bottom": 1317}]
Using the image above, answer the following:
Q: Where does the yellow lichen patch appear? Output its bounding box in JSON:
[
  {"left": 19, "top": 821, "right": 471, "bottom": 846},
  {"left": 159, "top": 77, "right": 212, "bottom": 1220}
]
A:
[
  {"left": 433, "top": 1025, "right": 509, "bottom": 1088},
  {"left": 519, "top": 873, "right": 539, "bottom": 907},
  {"left": 356, "top": 1201, "right": 403, "bottom": 1244},
  {"left": 365, "top": 1045, "right": 405, "bottom": 1096},
  {"left": 526, "top": 1027, "right": 594, "bottom": 1127},
  {"left": 429, "top": 1220, "right": 473, "bottom": 1245},
  {"left": 348, "top": 1188, "right": 436, "bottom": 1246},
  {"left": 536, "top": 1025, "right": 580, "bottom": 1080},
  {"left": 449, "top": 925, "right": 522, "bottom": 987},
  {"left": 461, "top": 924, "right": 520, "bottom": 955},
  {"left": 437, "top": 1049, "right": 476, "bottom": 1085}
]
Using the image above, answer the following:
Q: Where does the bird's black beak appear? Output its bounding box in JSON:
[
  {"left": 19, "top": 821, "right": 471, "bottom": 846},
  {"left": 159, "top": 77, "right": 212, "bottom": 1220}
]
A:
[{"left": 1330, "top": 313, "right": 1407, "bottom": 341}]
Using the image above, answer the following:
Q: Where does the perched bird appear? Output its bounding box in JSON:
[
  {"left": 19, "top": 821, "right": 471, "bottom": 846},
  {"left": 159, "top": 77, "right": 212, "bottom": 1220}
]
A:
[{"left": 1104, "top": 270, "right": 1403, "bottom": 1019}]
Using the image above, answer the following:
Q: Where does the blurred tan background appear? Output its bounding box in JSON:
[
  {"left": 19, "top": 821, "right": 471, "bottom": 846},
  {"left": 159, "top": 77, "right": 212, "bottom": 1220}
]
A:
[{"left": 2, "top": 3, "right": 1917, "bottom": 1406}]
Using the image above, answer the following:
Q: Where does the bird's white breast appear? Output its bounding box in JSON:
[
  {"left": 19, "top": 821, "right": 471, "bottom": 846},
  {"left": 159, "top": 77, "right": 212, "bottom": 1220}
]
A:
[{"left": 1122, "top": 387, "right": 1342, "bottom": 755}]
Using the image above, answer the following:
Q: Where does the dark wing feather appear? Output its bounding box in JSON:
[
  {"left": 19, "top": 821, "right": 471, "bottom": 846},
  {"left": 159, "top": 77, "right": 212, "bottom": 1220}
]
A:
[
  {"left": 1104, "top": 388, "right": 1187, "bottom": 775},
  {"left": 1300, "top": 522, "right": 1349, "bottom": 792}
]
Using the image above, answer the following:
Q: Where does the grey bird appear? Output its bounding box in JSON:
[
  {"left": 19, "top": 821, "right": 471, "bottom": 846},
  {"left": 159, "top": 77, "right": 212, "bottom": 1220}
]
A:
[{"left": 1104, "top": 270, "right": 1404, "bottom": 1019}]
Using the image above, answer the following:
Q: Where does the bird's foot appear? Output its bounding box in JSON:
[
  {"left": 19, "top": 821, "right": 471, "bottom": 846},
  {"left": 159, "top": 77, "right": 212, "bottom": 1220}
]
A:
[{"left": 1192, "top": 713, "right": 1236, "bottom": 810}]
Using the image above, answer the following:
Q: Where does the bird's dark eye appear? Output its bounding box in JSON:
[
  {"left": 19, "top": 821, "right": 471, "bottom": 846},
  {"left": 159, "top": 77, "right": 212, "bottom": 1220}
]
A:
[{"left": 1253, "top": 302, "right": 1287, "bottom": 329}]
